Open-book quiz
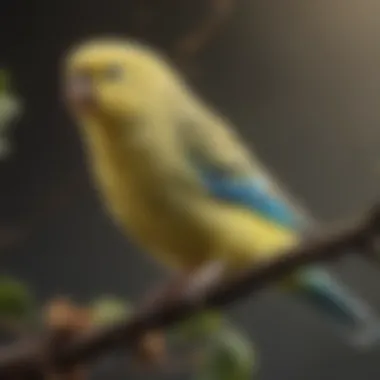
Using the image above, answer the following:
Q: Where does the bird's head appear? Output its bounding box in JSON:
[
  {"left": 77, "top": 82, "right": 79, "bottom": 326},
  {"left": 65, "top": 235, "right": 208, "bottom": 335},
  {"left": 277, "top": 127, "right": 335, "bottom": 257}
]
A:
[{"left": 63, "top": 37, "right": 183, "bottom": 124}]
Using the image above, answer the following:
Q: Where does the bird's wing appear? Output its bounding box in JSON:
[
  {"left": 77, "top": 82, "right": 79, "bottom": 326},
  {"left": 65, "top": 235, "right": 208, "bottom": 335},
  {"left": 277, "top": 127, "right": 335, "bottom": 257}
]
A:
[
  {"left": 196, "top": 166, "right": 302, "bottom": 230},
  {"left": 180, "top": 116, "right": 306, "bottom": 231}
]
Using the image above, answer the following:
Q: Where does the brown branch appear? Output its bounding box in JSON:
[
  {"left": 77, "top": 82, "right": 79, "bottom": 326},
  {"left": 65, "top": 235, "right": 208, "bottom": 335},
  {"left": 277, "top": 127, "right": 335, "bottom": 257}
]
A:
[
  {"left": 0, "top": 204, "right": 380, "bottom": 379},
  {"left": 174, "top": 0, "right": 236, "bottom": 65},
  {"left": 0, "top": 318, "right": 31, "bottom": 338}
]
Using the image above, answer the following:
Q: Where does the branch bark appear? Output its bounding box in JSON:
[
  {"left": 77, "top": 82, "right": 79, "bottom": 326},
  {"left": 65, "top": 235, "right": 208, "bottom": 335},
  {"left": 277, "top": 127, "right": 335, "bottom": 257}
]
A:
[
  {"left": 174, "top": 0, "right": 236, "bottom": 64},
  {"left": 0, "top": 205, "right": 379, "bottom": 379}
]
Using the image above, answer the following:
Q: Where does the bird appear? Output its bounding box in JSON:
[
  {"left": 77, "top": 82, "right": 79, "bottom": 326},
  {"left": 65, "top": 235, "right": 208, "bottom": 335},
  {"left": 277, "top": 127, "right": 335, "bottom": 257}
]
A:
[{"left": 62, "top": 37, "right": 380, "bottom": 351}]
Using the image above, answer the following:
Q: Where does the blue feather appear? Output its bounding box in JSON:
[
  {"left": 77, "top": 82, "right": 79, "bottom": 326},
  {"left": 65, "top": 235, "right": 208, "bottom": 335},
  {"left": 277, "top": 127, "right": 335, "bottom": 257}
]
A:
[{"left": 199, "top": 169, "right": 299, "bottom": 229}]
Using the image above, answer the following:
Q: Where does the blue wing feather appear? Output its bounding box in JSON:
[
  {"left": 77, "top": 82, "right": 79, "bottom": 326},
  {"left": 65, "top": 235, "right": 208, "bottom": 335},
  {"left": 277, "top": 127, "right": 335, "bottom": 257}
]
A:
[{"left": 199, "top": 169, "right": 300, "bottom": 230}]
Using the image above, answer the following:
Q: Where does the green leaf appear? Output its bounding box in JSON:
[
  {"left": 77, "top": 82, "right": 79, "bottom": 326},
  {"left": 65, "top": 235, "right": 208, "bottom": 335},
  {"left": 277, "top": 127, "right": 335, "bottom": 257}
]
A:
[
  {"left": 90, "top": 296, "right": 133, "bottom": 326},
  {"left": 170, "top": 310, "right": 224, "bottom": 342},
  {"left": 195, "top": 326, "right": 257, "bottom": 380},
  {"left": 0, "top": 276, "right": 35, "bottom": 320}
]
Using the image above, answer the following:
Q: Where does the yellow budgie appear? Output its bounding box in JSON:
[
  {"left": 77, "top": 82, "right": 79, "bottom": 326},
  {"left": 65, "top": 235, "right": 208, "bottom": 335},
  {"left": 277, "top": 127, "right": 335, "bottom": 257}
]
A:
[{"left": 63, "top": 37, "right": 380, "bottom": 349}]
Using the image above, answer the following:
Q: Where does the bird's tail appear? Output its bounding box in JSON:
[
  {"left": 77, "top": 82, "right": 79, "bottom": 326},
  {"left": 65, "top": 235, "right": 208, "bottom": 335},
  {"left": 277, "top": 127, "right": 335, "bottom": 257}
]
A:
[{"left": 287, "top": 265, "right": 380, "bottom": 349}]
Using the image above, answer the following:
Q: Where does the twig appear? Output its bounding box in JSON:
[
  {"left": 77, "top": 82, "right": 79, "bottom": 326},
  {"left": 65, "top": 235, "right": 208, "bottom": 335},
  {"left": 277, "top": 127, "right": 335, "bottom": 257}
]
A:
[
  {"left": 174, "top": 0, "right": 236, "bottom": 65},
  {"left": 0, "top": 318, "right": 31, "bottom": 338},
  {"left": 0, "top": 204, "right": 379, "bottom": 379}
]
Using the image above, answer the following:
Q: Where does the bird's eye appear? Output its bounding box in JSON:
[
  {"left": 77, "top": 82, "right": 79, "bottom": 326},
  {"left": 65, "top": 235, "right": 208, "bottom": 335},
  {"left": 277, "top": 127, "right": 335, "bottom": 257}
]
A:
[{"left": 103, "top": 65, "right": 124, "bottom": 81}]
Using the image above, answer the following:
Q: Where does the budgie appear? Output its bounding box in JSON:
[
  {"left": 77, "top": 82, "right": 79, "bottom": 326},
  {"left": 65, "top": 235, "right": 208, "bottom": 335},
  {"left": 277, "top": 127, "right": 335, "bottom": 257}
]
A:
[{"left": 63, "top": 37, "right": 380, "bottom": 349}]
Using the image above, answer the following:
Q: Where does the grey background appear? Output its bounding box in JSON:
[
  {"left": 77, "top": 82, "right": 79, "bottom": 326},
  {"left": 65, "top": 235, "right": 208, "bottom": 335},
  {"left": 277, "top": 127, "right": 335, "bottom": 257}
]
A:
[{"left": 2, "top": 0, "right": 380, "bottom": 378}]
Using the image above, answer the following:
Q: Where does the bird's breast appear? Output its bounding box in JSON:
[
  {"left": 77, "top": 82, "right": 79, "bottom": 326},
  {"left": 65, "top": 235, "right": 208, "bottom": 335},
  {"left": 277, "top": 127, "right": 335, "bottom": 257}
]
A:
[{"left": 84, "top": 127, "right": 212, "bottom": 269}]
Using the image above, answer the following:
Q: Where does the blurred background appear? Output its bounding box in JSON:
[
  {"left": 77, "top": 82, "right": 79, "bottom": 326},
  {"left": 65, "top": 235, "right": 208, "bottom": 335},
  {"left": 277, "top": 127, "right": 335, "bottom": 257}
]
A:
[{"left": 2, "top": 0, "right": 380, "bottom": 379}]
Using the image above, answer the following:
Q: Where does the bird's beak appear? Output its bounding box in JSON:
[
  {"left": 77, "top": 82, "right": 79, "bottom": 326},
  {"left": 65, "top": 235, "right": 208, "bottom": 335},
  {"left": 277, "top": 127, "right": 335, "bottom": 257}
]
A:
[{"left": 65, "top": 75, "right": 96, "bottom": 113}]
